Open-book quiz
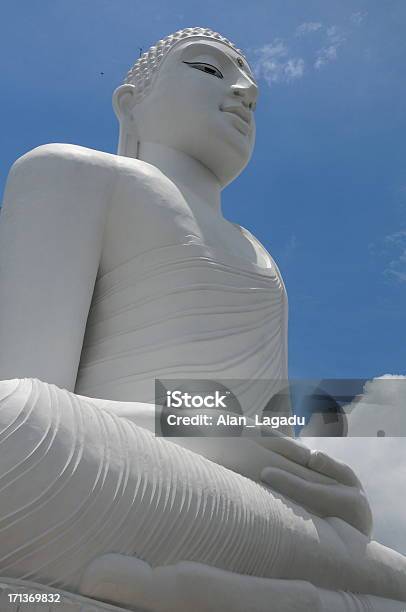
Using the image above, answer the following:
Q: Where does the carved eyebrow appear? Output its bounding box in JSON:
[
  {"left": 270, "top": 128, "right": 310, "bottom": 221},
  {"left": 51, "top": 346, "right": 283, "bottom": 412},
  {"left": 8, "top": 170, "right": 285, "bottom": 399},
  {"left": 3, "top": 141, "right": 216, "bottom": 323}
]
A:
[{"left": 182, "top": 61, "right": 224, "bottom": 79}]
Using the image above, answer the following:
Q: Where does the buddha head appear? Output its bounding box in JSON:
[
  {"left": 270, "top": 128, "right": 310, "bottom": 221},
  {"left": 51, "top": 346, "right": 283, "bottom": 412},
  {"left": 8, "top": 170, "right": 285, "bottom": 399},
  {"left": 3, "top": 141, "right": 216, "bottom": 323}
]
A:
[{"left": 113, "top": 27, "right": 258, "bottom": 187}]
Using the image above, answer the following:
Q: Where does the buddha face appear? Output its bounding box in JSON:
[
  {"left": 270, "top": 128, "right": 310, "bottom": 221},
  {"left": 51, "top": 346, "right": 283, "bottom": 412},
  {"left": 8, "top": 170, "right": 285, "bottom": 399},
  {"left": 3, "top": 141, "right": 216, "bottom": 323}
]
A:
[{"left": 116, "top": 39, "right": 258, "bottom": 187}]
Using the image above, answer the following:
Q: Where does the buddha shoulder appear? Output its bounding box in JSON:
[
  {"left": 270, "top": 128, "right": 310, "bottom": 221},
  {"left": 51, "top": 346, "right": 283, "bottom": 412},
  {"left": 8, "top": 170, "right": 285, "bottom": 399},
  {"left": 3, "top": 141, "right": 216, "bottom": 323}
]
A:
[
  {"left": 5, "top": 143, "right": 176, "bottom": 207},
  {"left": 8, "top": 143, "right": 116, "bottom": 177}
]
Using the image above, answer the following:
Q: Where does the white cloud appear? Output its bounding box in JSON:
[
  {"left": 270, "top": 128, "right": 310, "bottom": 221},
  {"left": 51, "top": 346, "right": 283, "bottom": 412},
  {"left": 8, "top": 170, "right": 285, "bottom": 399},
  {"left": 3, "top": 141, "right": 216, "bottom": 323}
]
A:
[
  {"left": 314, "top": 26, "right": 346, "bottom": 70},
  {"left": 304, "top": 436, "right": 406, "bottom": 555},
  {"left": 253, "top": 41, "right": 305, "bottom": 86},
  {"left": 301, "top": 375, "right": 406, "bottom": 437},
  {"left": 252, "top": 13, "right": 366, "bottom": 87},
  {"left": 385, "top": 230, "right": 406, "bottom": 245},
  {"left": 282, "top": 233, "right": 298, "bottom": 263},
  {"left": 384, "top": 231, "right": 406, "bottom": 282},
  {"left": 303, "top": 375, "right": 406, "bottom": 553},
  {"left": 343, "top": 375, "right": 406, "bottom": 436},
  {"left": 284, "top": 58, "right": 305, "bottom": 80},
  {"left": 314, "top": 45, "right": 338, "bottom": 69},
  {"left": 350, "top": 11, "right": 368, "bottom": 26},
  {"left": 389, "top": 270, "right": 406, "bottom": 282},
  {"left": 370, "top": 229, "right": 406, "bottom": 282},
  {"left": 295, "top": 22, "right": 323, "bottom": 37}
]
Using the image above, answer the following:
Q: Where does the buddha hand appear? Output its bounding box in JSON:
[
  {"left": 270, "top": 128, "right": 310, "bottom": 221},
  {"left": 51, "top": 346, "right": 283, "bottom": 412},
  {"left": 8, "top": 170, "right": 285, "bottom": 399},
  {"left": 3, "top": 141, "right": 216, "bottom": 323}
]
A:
[{"left": 259, "top": 436, "right": 373, "bottom": 536}]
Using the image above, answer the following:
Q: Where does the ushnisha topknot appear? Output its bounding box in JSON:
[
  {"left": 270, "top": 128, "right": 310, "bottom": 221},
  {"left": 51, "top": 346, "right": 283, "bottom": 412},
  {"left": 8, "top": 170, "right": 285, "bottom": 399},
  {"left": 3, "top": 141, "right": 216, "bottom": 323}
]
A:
[{"left": 124, "top": 27, "right": 248, "bottom": 104}]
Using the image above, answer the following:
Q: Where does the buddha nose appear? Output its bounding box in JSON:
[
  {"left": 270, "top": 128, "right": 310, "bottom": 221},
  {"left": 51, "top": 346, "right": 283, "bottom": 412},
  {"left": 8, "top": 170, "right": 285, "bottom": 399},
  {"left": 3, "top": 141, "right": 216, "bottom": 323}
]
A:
[{"left": 231, "top": 78, "right": 258, "bottom": 110}]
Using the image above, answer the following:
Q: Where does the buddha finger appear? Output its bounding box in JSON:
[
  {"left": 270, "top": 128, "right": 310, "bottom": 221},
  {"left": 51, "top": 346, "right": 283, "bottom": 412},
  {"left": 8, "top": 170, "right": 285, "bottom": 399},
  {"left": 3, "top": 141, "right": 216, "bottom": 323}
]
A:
[
  {"left": 258, "top": 447, "right": 338, "bottom": 485},
  {"left": 255, "top": 427, "right": 312, "bottom": 466},
  {"left": 307, "top": 450, "right": 362, "bottom": 488},
  {"left": 261, "top": 467, "right": 372, "bottom": 535}
]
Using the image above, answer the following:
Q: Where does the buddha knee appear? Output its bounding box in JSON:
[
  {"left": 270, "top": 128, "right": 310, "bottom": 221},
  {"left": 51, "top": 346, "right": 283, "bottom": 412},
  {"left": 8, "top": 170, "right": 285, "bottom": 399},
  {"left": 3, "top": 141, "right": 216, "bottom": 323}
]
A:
[{"left": 0, "top": 378, "right": 35, "bottom": 427}]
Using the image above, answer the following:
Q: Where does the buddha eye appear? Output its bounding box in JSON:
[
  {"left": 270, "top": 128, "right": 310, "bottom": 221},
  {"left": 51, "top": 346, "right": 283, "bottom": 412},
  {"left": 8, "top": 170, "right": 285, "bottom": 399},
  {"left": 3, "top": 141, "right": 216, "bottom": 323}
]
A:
[{"left": 183, "top": 61, "right": 223, "bottom": 79}]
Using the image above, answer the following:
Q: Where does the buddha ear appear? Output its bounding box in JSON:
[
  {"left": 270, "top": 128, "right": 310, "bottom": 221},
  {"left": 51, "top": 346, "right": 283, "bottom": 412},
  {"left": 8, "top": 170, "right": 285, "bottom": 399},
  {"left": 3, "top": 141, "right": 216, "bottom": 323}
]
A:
[
  {"left": 113, "top": 84, "right": 140, "bottom": 159},
  {"left": 112, "top": 84, "right": 137, "bottom": 122}
]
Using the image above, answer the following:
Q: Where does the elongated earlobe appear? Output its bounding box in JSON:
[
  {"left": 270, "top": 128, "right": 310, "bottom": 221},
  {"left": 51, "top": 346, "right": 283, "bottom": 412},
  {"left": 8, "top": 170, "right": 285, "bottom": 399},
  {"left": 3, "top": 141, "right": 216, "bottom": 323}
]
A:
[{"left": 112, "top": 84, "right": 140, "bottom": 159}]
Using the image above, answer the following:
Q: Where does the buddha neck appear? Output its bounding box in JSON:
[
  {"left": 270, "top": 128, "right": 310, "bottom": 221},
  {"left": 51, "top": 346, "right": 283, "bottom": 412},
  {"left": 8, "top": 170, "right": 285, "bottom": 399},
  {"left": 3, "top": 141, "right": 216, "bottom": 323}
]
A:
[{"left": 138, "top": 142, "right": 222, "bottom": 215}]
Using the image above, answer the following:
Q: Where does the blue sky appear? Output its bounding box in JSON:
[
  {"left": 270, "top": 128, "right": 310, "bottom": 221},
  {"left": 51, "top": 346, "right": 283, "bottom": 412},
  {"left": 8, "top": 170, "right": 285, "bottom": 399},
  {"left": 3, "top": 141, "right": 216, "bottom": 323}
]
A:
[{"left": 1, "top": 0, "right": 405, "bottom": 380}]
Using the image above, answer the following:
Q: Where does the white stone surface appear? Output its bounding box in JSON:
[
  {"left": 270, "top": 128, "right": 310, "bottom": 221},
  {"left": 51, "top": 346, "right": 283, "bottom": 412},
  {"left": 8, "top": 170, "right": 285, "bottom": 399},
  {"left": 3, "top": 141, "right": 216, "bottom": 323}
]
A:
[
  {"left": 0, "top": 378, "right": 405, "bottom": 611},
  {"left": 1, "top": 569, "right": 405, "bottom": 612},
  {"left": 0, "top": 27, "right": 405, "bottom": 611},
  {"left": 0, "top": 34, "right": 287, "bottom": 420}
]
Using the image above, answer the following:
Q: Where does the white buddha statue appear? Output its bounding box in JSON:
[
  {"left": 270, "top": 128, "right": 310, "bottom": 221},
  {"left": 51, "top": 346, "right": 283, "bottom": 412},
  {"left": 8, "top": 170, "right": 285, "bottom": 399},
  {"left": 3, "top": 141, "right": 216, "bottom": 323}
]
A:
[{"left": 0, "top": 27, "right": 405, "bottom": 612}]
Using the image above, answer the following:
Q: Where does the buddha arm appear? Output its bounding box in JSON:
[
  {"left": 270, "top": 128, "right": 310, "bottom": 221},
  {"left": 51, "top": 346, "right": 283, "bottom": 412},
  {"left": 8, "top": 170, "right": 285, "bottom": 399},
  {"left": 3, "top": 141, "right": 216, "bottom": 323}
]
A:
[
  {"left": 0, "top": 144, "right": 116, "bottom": 391},
  {"left": 1, "top": 378, "right": 405, "bottom": 600}
]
